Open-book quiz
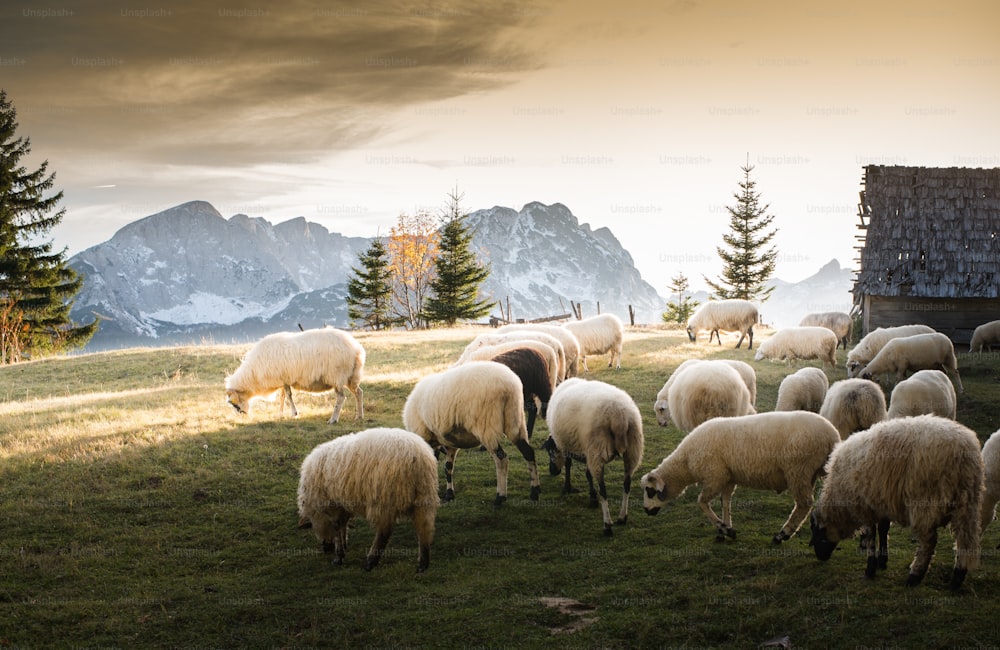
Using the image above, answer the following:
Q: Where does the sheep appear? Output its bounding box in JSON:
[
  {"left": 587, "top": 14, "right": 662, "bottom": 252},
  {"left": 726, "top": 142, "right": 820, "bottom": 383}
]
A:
[
  {"left": 857, "top": 332, "right": 964, "bottom": 393},
  {"left": 799, "top": 311, "right": 853, "bottom": 350},
  {"left": 754, "top": 326, "right": 838, "bottom": 369},
  {"left": 846, "top": 324, "right": 935, "bottom": 377},
  {"left": 225, "top": 327, "right": 364, "bottom": 424},
  {"left": 969, "top": 319, "right": 1000, "bottom": 353},
  {"left": 980, "top": 430, "right": 1000, "bottom": 537},
  {"left": 296, "top": 427, "right": 439, "bottom": 572},
  {"left": 402, "top": 361, "right": 541, "bottom": 507},
  {"left": 496, "top": 322, "right": 582, "bottom": 378},
  {"left": 887, "top": 369, "right": 957, "bottom": 419},
  {"left": 818, "top": 378, "right": 887, "bottom": 440},
  {"left": 563, "top": 313, "right": 625, "bottom": 371},
  {"left": 652, "top": 360, "right": 755, "bottom": 432},
  {"left": 809, "top": 415, "right": 983, "bottom": 589},
  {"left": 460, "top": 343, "right": 554, "bottom": 438},
  {"left": 641, "top": 411, "right": 840, "bottom": 544},
  {"left": 457, "top": 330, "right": 567, "bottom": 382},
  {"left": 686, "top": 299, "right": 758, "bottom": 349},
  {"left": 775, "top": 367, "right": 829, "bottom": 412},
  {"left": 541, "top": 378, "right": 644, "bottom": 536}
]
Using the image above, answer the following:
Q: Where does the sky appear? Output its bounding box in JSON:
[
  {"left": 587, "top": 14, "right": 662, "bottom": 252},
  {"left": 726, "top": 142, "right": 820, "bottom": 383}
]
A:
[{"left": 2, "top": 0, "right": 998, "bottom": 292}]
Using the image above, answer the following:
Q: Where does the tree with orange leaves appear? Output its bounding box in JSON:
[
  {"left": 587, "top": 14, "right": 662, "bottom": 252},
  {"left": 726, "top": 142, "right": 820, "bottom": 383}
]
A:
[{"left": 386, "top": 211, "right": 440, "bottom": 329}]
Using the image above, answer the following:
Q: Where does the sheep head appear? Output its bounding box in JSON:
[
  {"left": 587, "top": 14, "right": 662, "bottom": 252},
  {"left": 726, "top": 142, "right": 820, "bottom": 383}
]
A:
[
  {"left": 808, "top": 512, "right": 840, "bottom": 561},
  {"left": 640, "top": 472, "right": 671, "bottom": 515},
  {"left": 226, "top": 389, "right": 250, "bottom": 415}
]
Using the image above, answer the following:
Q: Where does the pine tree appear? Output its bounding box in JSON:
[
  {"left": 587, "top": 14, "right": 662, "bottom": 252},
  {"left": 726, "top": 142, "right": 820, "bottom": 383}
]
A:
[
  {"left": 421, "top": 189, "right": 492, "bottom": 327},
  {"left": 0, "top": 90, "right": 96, "bottom": 362},
  {"left": 705, "top": 162, "right": 779, "bottom": 302},
  {"left": 662, "top": 272, "right": 699, "bottom": 324},
  {"left": 346, "top": 237, "right": 395, "bottom": 330}
]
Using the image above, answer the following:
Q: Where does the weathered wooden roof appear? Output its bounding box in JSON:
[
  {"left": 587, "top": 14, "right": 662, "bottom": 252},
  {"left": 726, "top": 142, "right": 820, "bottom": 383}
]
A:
[{"left": 852, "top": 165, "right": 1000, "bottom": 299}]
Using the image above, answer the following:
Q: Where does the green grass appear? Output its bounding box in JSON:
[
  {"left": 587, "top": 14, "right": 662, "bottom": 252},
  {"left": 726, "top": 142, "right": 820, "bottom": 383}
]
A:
[{"left": 2, "top": 327, "right": 1000, "bottom": 648}]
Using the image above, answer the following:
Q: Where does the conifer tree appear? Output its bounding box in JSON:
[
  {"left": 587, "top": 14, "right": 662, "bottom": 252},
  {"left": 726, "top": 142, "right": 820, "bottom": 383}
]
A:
[
  {"left": 346, "top": 237, "right": 395, "bottom": 330},
  {"left": 705, "top": 162, "right": 779, "bottom": 302},
  {"left": 0, "top": 89, "right": 96, "bottom": 362},
  {"left": 662, "top": 272, "right": 699, "bottom": 324},
  {"left": 421, "top": 189, "right": 492, "bottom": 327}
]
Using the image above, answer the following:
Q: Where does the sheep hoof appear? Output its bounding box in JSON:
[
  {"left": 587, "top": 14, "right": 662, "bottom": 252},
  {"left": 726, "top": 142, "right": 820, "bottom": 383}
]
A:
[
  {"left": 724, "top": 527, "right": 737, "bottom": 539},
  {"left": 603, "top": 525, "right": 613, "bottom": 537},
  {"left": 615, "top": 516, "right": 628, "bottom": 526},
  {"left": 493, "top": 494, "right": 507, "bottom": 508},
  {"left": 530, "top": 486, "right": 541, "bottom": 501},
  {"left": 772, "top": 531, "right": 790, "bottom": 544},
  {"left": 949, "top": 568, "right": 968, "bottom": 591},
  {"left": 548, "top": 462, "right": 560, "bottom": 476},
  {"left": 443, "top": 489, "right": 455, "bottom": 503},
  {"left": 905, "top": 572, "right": 924, "bottom": 587},
  {"left": 363, "top": 558, "right": 378, "bottom": 571},
  {"left": 322, "top": 542, "right": 335, "bottom": 554},
  {"left": 562, "top": 486, "right": 580, "bottom": 495},
  {"left": 714, "top": 534, "right": 727, "bottom": 543}
]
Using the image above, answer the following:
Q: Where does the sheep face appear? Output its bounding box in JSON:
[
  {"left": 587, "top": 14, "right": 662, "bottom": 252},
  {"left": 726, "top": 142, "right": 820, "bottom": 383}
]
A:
[
  {"left": 640, "top": 472, "right": 671, "bottom": 515},
  {"left": 846, "top": 359, "right": 863, "bottom": 377},
  {"left": 541, "top": 436, "right": 564, "bottom": 476},
  {"left": 227, "top": 389, "right": 251, "bottom": 415},
  {"left": 808, "top": 513, "right": 840, "bottom": 561},
  {"left": 653, "top": 399, "right": 670, "bottom": 427},
  {"left": 685, "top": 326, "right": 696, "bottom": 342}
]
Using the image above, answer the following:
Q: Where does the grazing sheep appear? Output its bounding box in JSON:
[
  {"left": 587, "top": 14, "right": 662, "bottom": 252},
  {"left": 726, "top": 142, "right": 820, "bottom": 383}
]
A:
[
  {"left": 887, "top": 369, "right": 957, "bottom": 419},
  {"left": 686, "top": 299, "right": 759, "bottom": 349},
  {"left": 641, "top": 411, "right": 840, "bottom": 544},
  {"left": 775, "top": 367, "right": 829, "bottom": 412},
  {"left": 818, "top": 378, "right": 887, "bottom": 440},
  {"left": 497, "top": 323, "right": 582, "bottom": 378},
  {"left": 969, "top": 319, "right": 1000, "bottom": 353},
  {"left": 799, "top": 311, "right": 853, "bottom": 350},
  {"left": 858, "top": 332, "right": 964, "bottom": 393},
  {"left": 458, "top": 330, "right": 567, "bottom": 382},
  {"left": 225, "top": 327, "right": 364, "bottom": 424},
  {"left": 542, "top": 378, "right": 644, "bottom": 536},
  {"left": 296, "top": 427, "right": 439, "bottom": 572},
  {"left": 754, "top": 326, "right": 838, "bottom": 369},
  {"left": 563, "top": 313, "right": 625, "bottom": 371},
  {"left": 846, "top": 324, "right": 935, "bottom": 377},
  {"left": 809, "top": 415, "right": 983, "bottom": 589},
  {"left": 459, "top": 340, "right": 558, "bottom": 437},
  {"left": 980, "top": 430, "right": 1000, "bottom": 537},
  {"left": 653, "top": 360, "right": 755, "bottom": 432},
  {"left": 402, "top": 361, "right": 541, "bottom": 507}
]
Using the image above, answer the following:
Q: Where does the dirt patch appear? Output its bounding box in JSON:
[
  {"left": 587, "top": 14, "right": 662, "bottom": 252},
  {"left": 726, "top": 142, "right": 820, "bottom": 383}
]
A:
[{"left": 539, "top": 596, "right": 598, "bottom": 634}]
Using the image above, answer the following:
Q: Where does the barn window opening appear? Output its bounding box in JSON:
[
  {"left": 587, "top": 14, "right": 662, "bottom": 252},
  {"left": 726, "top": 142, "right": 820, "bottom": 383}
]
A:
[{"left": 918, "top": 249, "right": 926, "bottom": 271}]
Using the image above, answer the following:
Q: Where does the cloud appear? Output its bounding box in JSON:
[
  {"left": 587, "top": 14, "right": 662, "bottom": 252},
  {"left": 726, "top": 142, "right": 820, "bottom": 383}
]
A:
[{"left": 2, "top": 0, "right": 543, "bottom": 166}]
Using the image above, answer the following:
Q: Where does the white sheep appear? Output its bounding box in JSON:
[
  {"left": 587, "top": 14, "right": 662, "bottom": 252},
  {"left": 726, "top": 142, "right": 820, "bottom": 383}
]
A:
[
  {"left": 402, "top": 361, "right": 541, "bottom": 507},
  {"left": 496, "top": 322, "right": 582, "bottom": 378},
  {"left": 653, "top": 360, "right": 755, "bottom": 432},
  {"left": 562, "top": 313, "right": 624, "bottom": 372},
  {"left": 296, "top": 427, "right": 439, "bottom": 572},
  {"left": 641, "top": 411, "right": 840, "bottom": 544},
  {"left": 754, "top": 326, "right": 838, "bottom": 369},
  {"left": 886, "top": 369, "right": 957, "bottom": 419},
  {"left": 799, "top": 311, "right": 853, "bottom": 350},
  {"left": 809, "top": 414, "right": 983, "bottom": 589},
  {"left": 774, "top": 367, "right": 829, "bottom": 412},
  {"left": 980, "top": 430, "right": 1000, "bottom": 537},
  {"left": 818, "top": 378, "right": 887, "bottom": 440},
  {"left": 857, "top": 332, "right": 964, "bottom": 393},
  {"left": 541, "top": 378, "right": 644, "bottom": 536},
  {"left": 846, "top": 324, "right": 935, "bottom": 377},
  {"left": 225, "top": 327, "right": 364, "bottom": 424},
  {"left": 457, "top": 330, "right": 567, "bottom": 381},
  {"left": 686, "top": 299, "right": 758, "bottom": 349},
  {"left": 969, "top": 319, "right": 1000, "bottom": 353}
]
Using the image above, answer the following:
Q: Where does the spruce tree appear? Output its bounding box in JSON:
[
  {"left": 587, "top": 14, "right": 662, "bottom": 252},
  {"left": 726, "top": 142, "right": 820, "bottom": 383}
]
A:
[
  {"left": 662, "top": 272, "right": 699, "bottom": 324},
  {"left": 346, "top": 237, "right": 395, "bottom": 330},
  {"left": 0, "top": 89, "right": 96, "bottom": 362},
  {"left": 421, "top": 190, "right": 492, "bottom": 327},
  {"left": 705, "top": 162, "right": 779, "bottom": 302}
]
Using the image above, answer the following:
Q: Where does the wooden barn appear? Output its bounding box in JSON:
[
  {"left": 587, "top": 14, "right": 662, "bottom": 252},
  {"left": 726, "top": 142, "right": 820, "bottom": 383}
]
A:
[{"left": 852, "top": 165, "right": 1000, "bottom": 345}]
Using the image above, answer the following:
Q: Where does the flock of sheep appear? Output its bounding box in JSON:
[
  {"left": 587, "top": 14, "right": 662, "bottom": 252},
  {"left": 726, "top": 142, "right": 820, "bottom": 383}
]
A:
[{"left": 223, "top": 302, "right": 1000, "bottom": 590}]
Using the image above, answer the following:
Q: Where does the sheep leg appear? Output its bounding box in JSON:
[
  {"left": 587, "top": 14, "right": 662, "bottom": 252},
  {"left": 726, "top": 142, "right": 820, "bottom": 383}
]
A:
[
  {"left": 720, "top": 484, "right": 737, "bottom": 536},
  {"left": 587, "top": 461, "right": 613, "bottom": 537},
  {"left": 584, "top": 468, "right": 599, "bottom": 508},
  {"left": 616, "top": 452, "right": 639, "bottom": 527},
  {"left": 580, "top": 355, "right": 590, "bottom": 373},
  {"left": 489, "top": 444, "right": 510, "bottom": 507},
  {"left": 773, "top": 483, "right": 815, "bottom": 544},
  {"left": 513, "top": 438, "right": 541, "bottom": 501},
  {"left": 950, "top": 501, "right": 981, "bottom": 590},
  {"left": 364, "top": 525, "right": 393, "bottom": 572},
  {"left": 876, "top": 518, "right": 890, "bottom": 570},
  {"left": 413, "top": 506, "right": 436, "bottom": 574},
  {"left": 328, "top": 387, "right": 348, "bottom": 424},
  {"left": 325, "top": 513, "right": 351, "bottom": 566},
  {"left": 697, "top": 486, "right": 735, "bottom": 541},
  {"left": 525, "top": 400, "right": 538, "bottom": 439},
  {"left": 859, "top": 524, "right": 878, "bottom": 578},
  {"left": 350, "top": 384, "right": 364, "bottom": 420},
  {"left": 906, "top": 527, "right": 938, "bottom": 587},
  {"left": 282, "top": 385, "right": 298, "bottom": 418},
  {"left": 561, "top": 455, "right": 578, "bottom": 494},
  {"left": 443, "top": 447, "right": 460, "bottom": 502}
]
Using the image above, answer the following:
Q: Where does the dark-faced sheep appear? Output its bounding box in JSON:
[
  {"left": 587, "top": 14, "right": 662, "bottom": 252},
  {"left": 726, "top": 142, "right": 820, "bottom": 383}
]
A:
[
  {"left": 809, "top": 415, "right": 983, "bottom": 589},
  {"left": 225, "top": 327, "right": 364, "bottom": 424},
  {"left": 296, "top": 427, "right": 439, "bottom": 572},
  {"left": 542, "top": 378, "right": 644, "bottom": 536},
  {"left": 402, "top": 361, "right": 541, "bottom": 507}
]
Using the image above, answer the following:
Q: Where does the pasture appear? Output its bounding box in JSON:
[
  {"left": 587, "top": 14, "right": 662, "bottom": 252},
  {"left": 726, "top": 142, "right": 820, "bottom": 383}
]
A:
[{"left": 2, "top": 326, "right": 1000, "bottom": 648}]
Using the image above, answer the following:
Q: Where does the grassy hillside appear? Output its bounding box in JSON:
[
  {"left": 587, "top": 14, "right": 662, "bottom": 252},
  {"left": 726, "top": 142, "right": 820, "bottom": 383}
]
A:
[{"left": 2, "top": 326, "right": 1000, "bottom": 648}]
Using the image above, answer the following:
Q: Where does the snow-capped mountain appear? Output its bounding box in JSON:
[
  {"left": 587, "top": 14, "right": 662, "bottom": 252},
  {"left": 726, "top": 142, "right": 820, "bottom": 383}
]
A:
[{"left": 68, "top": 200, "right": 666, "bottom": 349}]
